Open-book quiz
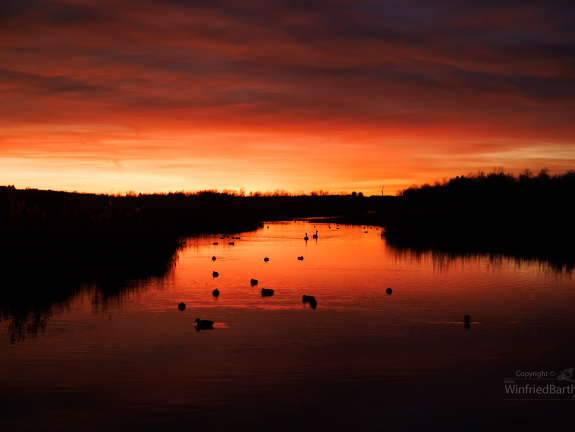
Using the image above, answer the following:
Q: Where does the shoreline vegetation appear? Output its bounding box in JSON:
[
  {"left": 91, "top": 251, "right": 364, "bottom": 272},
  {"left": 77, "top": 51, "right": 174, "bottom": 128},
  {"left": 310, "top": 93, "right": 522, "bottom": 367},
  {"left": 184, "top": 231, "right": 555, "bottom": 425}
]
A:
[
  {"left": 2, "top": 168, "right": 574, "bottom": 275},
  {"left": 2, "top": 169, "right": 574, "bottom": 340}
]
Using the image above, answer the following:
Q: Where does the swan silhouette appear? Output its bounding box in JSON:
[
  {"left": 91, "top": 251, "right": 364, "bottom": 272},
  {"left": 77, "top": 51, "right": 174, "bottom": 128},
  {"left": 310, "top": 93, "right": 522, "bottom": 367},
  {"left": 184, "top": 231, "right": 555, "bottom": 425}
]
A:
[{"left": 312, "top": 231, "right": 318, "bottom": 239}]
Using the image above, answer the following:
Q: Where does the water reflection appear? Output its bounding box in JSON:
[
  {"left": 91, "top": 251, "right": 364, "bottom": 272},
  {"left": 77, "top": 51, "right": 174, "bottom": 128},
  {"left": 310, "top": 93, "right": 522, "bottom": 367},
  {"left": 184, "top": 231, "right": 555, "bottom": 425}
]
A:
[
  {"left": 0, "top": 244, "right": 179, "bottom": 343},
  {"left": 1, "top": 221, "right": 575, "bottom": 431}
]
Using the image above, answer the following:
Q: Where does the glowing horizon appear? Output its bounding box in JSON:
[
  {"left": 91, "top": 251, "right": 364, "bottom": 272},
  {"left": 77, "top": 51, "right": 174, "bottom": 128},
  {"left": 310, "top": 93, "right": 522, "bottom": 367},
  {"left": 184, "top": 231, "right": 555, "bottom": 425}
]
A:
[{"left": 2, "top": 1, "right": 574, "bottom": 196}]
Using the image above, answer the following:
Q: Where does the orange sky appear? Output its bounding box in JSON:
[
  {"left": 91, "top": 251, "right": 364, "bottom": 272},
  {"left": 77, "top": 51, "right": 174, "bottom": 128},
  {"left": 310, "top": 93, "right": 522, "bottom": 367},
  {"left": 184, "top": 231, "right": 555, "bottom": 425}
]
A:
[{"left": 1, "top": 0, "right": 574, "bottom": 196}]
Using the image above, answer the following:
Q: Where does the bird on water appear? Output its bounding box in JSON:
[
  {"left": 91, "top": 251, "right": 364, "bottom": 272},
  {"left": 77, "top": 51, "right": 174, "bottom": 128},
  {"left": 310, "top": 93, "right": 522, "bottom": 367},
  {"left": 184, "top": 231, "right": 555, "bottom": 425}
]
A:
[
  {"left": 386, "top": 288, "right": 393, "bottom": 295},
  {"left": 250, "top": 278, "right": 259, "bottom": 286},
  {"left": 178, "top": 302, "right": 186, "bottom": 311},
  {"left": 264, "top": 257, "right": 269, "bottom": 262},
  {"left": 212, "top": 271, "right": 219, "bottom": 277},
  {"left": 302, "top": 295, "right": 317, "bottom": 309},
  {"left": 304, "top": 233, "right": 309, "bottom": 240},
  {"left": 261, "top": 288, "right": 274, "bottom": 297},
  {"left": 195, "top": 318, "right": 214, "bottom": 330},
  {"left": 312, "top": 231, "right": 318, "bottom": 239},
  {"left": 212, "top": 289, "right": 220, "bottom": 297}
]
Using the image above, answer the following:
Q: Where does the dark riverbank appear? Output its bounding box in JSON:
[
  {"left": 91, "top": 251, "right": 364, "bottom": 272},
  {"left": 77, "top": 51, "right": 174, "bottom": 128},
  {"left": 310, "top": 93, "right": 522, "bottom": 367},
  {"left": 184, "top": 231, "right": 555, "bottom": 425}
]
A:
[
  {"left": 0, "top": 186, "right": 381, "bottom": 277},
  {"left": 3, "top": 170, "right": 575, "bottom": 273},
  {"left": 2, "top": 174, "right": 574, "bottom": 340},
  {"left": 381, "top": 170, "right": 575, "bottom": 269}
]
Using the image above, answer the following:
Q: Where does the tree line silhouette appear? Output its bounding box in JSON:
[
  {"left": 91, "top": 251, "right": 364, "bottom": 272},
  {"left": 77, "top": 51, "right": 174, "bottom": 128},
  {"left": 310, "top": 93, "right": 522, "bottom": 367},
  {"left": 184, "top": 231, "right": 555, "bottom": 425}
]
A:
[
  {"left": 2, "top": 170, "right": 574, "bottom": 340},
  {"left": 383, "top": 169, "right": 575, "bottom": 262},
  {"left": 0, "top": 186, "right": 375, "bottom": 275},
  {"left": 2, "top": 168, "right": 574, "bottom": 271}
]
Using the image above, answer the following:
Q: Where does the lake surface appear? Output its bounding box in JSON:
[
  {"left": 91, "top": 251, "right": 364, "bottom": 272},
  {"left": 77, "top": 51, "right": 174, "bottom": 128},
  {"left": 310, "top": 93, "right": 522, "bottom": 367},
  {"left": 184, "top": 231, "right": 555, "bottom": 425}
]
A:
[{"left": 1, "top": 221, "right": 574, "bottom": 431}]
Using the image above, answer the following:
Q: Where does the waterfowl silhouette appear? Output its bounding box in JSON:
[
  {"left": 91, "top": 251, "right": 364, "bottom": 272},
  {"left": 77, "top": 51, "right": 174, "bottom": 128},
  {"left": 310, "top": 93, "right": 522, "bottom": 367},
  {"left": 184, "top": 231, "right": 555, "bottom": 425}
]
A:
[
  {"left": 386, "top": 288, "right": 393, "bottom": 295},
  {"left": 212, "top": 271, "right": 219, "bottom": 277},
  {"left": 250, "top": 278, "right": 259, "bottom": 286},
  {"left": 304, "top": 233, "right": 309, "bottom": 240},
  {"left": 263, "top": 257, "right": 270, "bottom": 262},
  {"left": 212, "top": 288, "right": 220, "bottom": 297},
  {"left": 302, "top": 295, "right": 317, "bottom": 309},
  {"left": 312, "top": 231, "right": 318, "bottom": 239},
  {"left": 211, "top": 256, "right": 216, "bottom": 261},
  {"left": 195, "top": 318, "right": 214, "bottom": 330},
  {"left": 178, "top": 302, "right": 186, "bottom": 311},
  {"left": 261, "top": 288, "right": 274, "bottom": 297},
  {"left": 228, "top": 241, "right": 235, "bottom": 245},
  {"left": 464, "top": 315, "right": 471, "bottom": 329},
  {"left": 297, "top": 256, "right": 304, "bottom": 260}
]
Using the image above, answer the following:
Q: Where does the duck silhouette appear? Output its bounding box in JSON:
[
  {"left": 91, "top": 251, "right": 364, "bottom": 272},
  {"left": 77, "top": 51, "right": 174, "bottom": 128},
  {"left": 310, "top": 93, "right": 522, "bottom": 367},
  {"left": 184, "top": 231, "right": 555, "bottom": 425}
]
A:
[
  {"left": 212, "top": 288, "right": 220, "bottom": 297},
  {"left": 178, "top": 302, "right": 186, "bottom": 311},
  {"left": 211, "top": 256, "right": 216, "bottom": 261},
  {"left": 261, "top": 288, "right": 274, "bottom": 297},
  {"left": 297, "top": 256, "right": 304, "bottom": 260},
  {"left": 212, "top": 271, "right": 219, "bottom": 277},
  {"left": 464, "top": 315, "right": 471, "bottom": 329},
  {"left": 386, "top": 288, "right": 393, "bottom": 295},
  {"left": 250, "top": 278, "right": 259, "bottom": 286},
  {"left": 195, "top": 318, "right": 214, "bottom": 331},
  {"left": 302, "top": 295, "right": 317, "bottom": 309},
  {"left": 264, "top": 257, "right": 269, "bottom": 262}
]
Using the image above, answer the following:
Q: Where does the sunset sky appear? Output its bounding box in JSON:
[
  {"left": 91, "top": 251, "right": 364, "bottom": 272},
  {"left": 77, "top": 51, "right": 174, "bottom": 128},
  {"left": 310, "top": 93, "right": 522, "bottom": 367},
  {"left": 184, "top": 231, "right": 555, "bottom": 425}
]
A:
[{"left": 1, "top": 0, "right": 574, "bottom": 196}]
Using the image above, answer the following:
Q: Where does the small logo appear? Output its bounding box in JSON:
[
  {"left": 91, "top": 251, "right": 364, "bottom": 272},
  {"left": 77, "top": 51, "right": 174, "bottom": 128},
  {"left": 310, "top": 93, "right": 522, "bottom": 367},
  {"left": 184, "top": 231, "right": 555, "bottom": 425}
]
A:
[{"left": 557, "top": 368, "right": 575, "bottom": 383}]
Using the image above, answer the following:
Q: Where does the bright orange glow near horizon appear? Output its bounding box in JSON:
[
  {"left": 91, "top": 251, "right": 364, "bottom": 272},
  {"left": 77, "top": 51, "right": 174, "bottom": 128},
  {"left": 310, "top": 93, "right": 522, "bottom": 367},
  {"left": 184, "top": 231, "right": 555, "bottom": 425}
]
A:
[{"left": 1, "top": 1, "right": 574, "bottom": 196}]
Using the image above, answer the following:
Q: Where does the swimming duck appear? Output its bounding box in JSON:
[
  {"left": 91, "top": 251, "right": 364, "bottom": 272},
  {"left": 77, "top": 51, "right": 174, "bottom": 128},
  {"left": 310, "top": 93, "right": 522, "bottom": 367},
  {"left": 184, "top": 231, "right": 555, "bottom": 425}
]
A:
[
  {"left": 250, "top": 278, "right": 259, "bottom": 286},
  {"left": 195, "top": 318, "right": 214, "bottom": 330},
  {"left": 178, "top": 302, "right": 186, "bottom": 311},
  {"left": 212, "top": 271, "right": 219, "bottom": 277},
  {"left": 386, "top": 288, "right": 393, "bottom": 295},
  {"left": 302, "top": 295, "right": 317, "bottom": 309},
  {"left": 212, "top": 289, "right": 220, "bottom": 297},
  {"left": 261, "top": 288, "right": 275, "bottom": 297}
]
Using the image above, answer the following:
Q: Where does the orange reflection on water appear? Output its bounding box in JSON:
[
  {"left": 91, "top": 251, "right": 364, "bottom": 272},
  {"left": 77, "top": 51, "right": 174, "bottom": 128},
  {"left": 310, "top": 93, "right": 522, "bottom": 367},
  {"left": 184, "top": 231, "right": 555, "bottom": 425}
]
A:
[{"left": 2, "top": 221, "right": 575, "bottom": 431}]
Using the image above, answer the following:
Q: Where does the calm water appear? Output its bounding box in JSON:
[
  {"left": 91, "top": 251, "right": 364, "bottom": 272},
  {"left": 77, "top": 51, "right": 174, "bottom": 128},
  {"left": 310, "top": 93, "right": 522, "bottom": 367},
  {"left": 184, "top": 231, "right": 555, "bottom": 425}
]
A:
[{"left": 1, "top": 221, "right": 574, "bottom": 431}]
